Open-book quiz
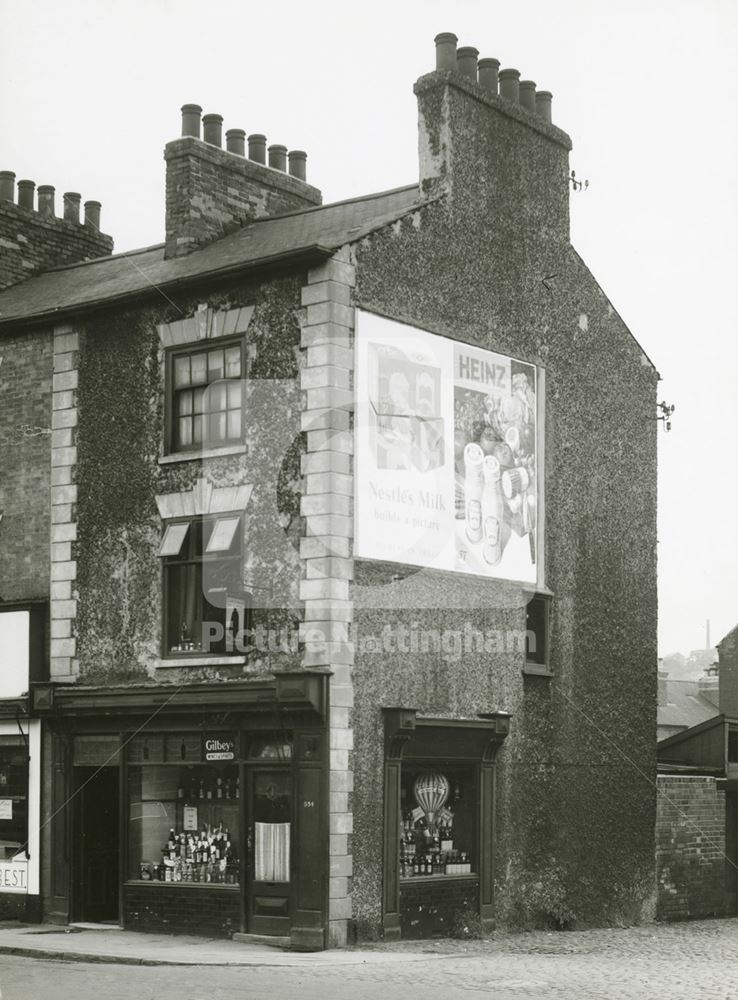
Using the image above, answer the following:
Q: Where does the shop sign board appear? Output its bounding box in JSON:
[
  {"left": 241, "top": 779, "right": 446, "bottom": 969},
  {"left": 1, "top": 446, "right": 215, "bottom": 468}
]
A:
[
  {"left": 355, "top": 311, "right": 540, "bottom": 583},
  {"left": 202, "top": 734, "right": 236, "bottom": 762},
  {"left": 0, "top": 860, "right": 28, "bottom": 893}
]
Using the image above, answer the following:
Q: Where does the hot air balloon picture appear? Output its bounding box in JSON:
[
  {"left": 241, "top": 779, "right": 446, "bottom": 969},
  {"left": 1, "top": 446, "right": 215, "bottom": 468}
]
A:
[{"left": 412, "top": 772, "right": 450, "bottom": 836}]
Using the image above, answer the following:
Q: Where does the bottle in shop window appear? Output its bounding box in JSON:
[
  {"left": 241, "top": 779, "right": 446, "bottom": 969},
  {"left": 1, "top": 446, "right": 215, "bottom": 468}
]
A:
[
  {"left": 199, "top": 779, "right": 205, "bottom": 799},
  {"left": 235, "top": 776, "right": 240, "bottom": 799},
  {"left": 216, "top": 778, "right": 223, "bottom": 799},
  {"left": 225, "top": 778, "right": 232, "bottom": 799},
  {"left": 206, "top": 779, "right": 213, "bottom": 800}
]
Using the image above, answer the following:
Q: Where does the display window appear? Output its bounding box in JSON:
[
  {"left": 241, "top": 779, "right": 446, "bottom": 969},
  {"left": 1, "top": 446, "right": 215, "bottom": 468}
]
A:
[
  {"left": 128, "top": 761, "right": 240, "bottom": 884},
  {"left": 399, "top": 762, "right": 477, "bottom": 878},
  {"left": 0, "top": 739, "right": 29, "bottom": 861}
]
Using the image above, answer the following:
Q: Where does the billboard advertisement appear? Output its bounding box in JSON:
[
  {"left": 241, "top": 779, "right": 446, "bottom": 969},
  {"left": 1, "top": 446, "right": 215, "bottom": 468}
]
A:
[{"left": 355, "top": 311, "right": 539, "bottom": 584}]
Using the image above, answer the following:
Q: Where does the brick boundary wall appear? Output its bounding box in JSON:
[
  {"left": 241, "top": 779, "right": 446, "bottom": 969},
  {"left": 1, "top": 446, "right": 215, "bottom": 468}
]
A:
[
  {"left": 299, "top": 247, "right": 356, "bottom": 947},
  {"left": 49, "top": 324, "right": 80, "bottom": 682},
  {"left": 656, "top": 774, "right": 726, "bottom": 921}
]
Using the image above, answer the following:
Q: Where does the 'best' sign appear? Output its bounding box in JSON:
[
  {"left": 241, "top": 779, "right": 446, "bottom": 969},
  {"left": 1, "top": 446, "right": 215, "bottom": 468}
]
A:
[{"left": 0, "top": 861, "right": 28, "bottom": 893}]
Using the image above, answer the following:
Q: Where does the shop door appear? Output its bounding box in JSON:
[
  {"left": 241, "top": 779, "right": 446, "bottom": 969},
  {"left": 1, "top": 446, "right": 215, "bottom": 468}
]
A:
[
  {"left": 247, "top": 769, "right": 292, "bottom": 935},
  {"left": 74, "top": 767, "right": 119, "bottom": 923}
]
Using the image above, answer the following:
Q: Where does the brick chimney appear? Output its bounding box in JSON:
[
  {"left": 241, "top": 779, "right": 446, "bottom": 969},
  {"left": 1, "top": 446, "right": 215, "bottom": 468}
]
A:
[
  {"left": 165, "top": 105, "right": 322, "bottom": 258},
  {"left": 0, "top": 171, "right": 113, "bottom": 291},
  {"left": 414, "top": 33, "right": 572, "bottom": 247}
]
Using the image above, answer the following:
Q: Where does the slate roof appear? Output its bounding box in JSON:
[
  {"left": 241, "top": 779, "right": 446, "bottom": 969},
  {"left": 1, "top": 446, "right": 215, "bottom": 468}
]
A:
[
  {"left": 657, "top": 678, "right": 720, "bottom": 737},
  {"left": 0, "top": 184, "right": 431, "bottom": 328}
]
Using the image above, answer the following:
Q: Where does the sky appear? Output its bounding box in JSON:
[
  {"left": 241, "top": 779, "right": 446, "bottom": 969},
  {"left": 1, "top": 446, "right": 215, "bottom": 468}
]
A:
[{"left": 1, "top": 0, "right": 736, "bottom": 656}]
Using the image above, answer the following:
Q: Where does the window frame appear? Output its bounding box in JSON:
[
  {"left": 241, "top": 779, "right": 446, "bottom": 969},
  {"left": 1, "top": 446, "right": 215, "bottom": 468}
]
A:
[
  {"left": 160, "top": 512, "right": 248, "bottom": 659},
  {"left": 523, "top": 591, "right": 552, "bottom": 676},
  {"left": 164, "top": 335, "right": 246, "bottom": 455}
]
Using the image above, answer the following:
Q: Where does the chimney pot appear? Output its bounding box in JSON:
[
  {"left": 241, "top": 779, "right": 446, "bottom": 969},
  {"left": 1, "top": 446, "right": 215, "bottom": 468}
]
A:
[
  {"left": 225, "top": 128, "right": 246, "bottom": 156},
  {"left": 17, "top": 179, "right": 35, "bottom": 210},
  {"left": 519, "top": 80, "right": 537, "bottom": 113},
  {"left": 478, "top": 58, "right": 500, "bottom": 94},
  {"left": 268, "top": 144, "right": 288, "bottom": 172},
  {"left": 498, "top": 68, "right": 521, "bottom": 104},
  {"left": 63, "top": 192, "right": 82, "bottom": 225},
  {"left": 181, "top": 104, "right": 202, "bottom": 139},
  {"left": 434, "top": 32, "right": 458, "bottom": 71},
  {"left": 288, "top": 150, "right": 307, "bottom": 181},
  {"left": 37, "top": 185, "right": 56, "bottom": 218},
  {"left": 535, "top": 90, "right": 553, "bottom": 123},
  {"left": 84, "top": 200, "right": 101, "bottom": 231},
  {"left": 248, "top": 133, "right": 267, "bottom": 165},
  {"left": 0, "top": 170, "right": 16, "bottom": 203},
  {"left": 202, "top": 113, "right": 224, "bottom": 147},
  {"left": 456, "top": 46, "right": 479, "bottom": 81}
]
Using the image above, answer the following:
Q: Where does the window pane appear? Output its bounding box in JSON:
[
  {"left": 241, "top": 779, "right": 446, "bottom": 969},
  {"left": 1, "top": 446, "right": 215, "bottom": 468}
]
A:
[
  {"left": 208, "top": 383, "right": 227, "bottom": 413},
  {"left": 227, "top": 382, "right": 241, "bottom": 407},
  {"left": 190, "top": 353, "right": 207, "bottom": 385},
  {"left": 178, "top": 418, "right": 192, "bottom": 449},
  {"left": 193, "top": 414, "right": 205, "bottom": 444},
  {"left": 128, "top": 763, "right": 240, "bottom": 884},
  {"left": 193, "top": 387, "right": 206, "bottom": 415},
  {"left": 167, "top": 563, "right": 202, "bottom": 652},
  {"left": 205, "top": 517, "right": 240, "bottom": 554},
  {"left": 225, "top": 347, "right": 241, "bottom": 378},
  {"left": 159, "top": 522, "right": 189, "bottom": 557},
  {"left": 253, "top": 771, "right": 291, "bottom": 882},
  {"left": 174, "top": 356, "right": 190, "bottom": 388},
  {"left": 177, "top": 390, "right": 193, "bottom": 416},
  {"left": 227, "top": 410, "right": 241, "bottom": 440},
  {"left": 208, "top": 350, "right": 224, "bottom": 381},
  {"left": 0, "top": 742, "right": 29, "bottom": 857},
  {"left": 210, "top": 412, "right": 227, "bottom": 441}
]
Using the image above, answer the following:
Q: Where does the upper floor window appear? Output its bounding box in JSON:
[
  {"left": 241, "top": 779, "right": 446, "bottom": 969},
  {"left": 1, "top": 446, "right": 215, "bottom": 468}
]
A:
[
  {"left": 159, "top": 514, "right": 250, "bottom": 657},
  {"left": 168, "top": 338, "right": 244, "bottom": 453},
  {"left": 524, "top": 593, "right": 551, "bottom": 674}
]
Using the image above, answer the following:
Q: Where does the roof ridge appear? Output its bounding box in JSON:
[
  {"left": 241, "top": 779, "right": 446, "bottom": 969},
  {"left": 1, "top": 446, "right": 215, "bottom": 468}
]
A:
[
  {"left": 42, "top": 242, "right": 165, "bottom": 274},
  {"left": 249, "top": 183, "right": 423, "bottom": 224}
]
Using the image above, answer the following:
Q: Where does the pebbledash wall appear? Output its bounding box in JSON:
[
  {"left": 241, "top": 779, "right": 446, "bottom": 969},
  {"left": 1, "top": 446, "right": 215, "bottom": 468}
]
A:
[
  {"left": 341, "top": 57, "right": 659, "bottom": 932},
  {"left": 655, "top": 776, "right": 727, "bottom": 920}
]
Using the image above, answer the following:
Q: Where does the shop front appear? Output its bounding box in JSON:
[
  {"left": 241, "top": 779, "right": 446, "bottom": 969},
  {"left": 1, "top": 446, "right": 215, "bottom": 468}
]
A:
[
  {"left": 382, "top": 708, "right": 510, "bottom": 940},
  {"left": 0, "top": 712, "right": 41, "bottom": 922},
  {"left": 32, "top": 672, "right": 328, "bottom": 949}
]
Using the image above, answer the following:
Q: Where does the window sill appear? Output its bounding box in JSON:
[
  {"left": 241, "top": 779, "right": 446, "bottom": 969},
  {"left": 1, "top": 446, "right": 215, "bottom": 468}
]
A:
[
  {"left": 523, "top": 662, "right": 554, "bottom": 677},
  {"left": 400, "top": 873, "right": 479, "bottom": 884},
  {"left": 159, "top": 444, "right": 247, "bottom": 465},
  {"left": 155, "top": 655, "right": 246, "bottom": 668}
]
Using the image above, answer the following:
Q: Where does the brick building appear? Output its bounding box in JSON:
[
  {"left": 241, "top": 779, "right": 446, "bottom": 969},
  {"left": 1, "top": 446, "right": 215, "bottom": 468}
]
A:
[{"left": 0, "top": 34, "right": 659, "bottom": 945}]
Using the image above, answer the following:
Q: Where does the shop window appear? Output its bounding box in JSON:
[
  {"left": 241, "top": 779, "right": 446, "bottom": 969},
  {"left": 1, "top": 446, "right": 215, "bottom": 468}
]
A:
[
  {"left": 0, "top": 739, "right": 29, "bottom": 860},
  {"left": 159, "top": 514, "right": 252, "bottom": 656},
  {"left": 0, "top": 603, "right": 47, "bottom": 694},
  {"left": 128, "top": 762, "right": 240, "bottom": 883},
  {"left": 167, "top": 338, "right": 244, "bottom": 452},
  {"left": 399, "top": 763, "right": 477, "bottom": 878},
  {"left": 524, "top": 592, "right": 551, "bottom": 674}
]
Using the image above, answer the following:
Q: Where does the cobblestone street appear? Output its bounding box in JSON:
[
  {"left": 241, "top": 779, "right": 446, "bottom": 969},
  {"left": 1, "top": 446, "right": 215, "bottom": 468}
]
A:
[{"left": 1, "top": 918, "right": 737, "bottom": 1000}]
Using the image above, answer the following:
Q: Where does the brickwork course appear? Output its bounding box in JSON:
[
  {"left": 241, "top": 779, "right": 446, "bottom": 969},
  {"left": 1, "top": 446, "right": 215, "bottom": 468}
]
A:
[{"left": 656, "top": 775, "right": 728, "bottom": 920}]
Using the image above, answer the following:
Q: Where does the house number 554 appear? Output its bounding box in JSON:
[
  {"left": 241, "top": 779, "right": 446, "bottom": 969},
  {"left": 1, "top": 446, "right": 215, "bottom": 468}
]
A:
[{"left": 303, "top": 800, "right": 315, "bottom": 808}]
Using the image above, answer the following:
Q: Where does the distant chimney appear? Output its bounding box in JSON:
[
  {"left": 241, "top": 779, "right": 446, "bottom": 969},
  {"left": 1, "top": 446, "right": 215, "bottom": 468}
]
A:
[
  {"left": 415, "top": 34, "right": 571, "bottom": 246},
  {"left": 0, "top": 172, "right": 113, "bottom": 290},
  {"left": 165, "top": 106, "right": 321, "bottom": 258}
]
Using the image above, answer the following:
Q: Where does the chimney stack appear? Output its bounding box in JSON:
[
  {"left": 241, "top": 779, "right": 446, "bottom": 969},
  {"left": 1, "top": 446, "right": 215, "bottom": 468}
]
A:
[
  {"left": 84, "top": 200, "right": 101, "bottom": 231},
  {"left": 165, "top": 105, "right": 322, "bottom": 258},
  {"left": 415, "top": 33, "right": 571, "bottom": 245},
  {"left": 0, "top": 170, "right": 113, "bottom": 290}
]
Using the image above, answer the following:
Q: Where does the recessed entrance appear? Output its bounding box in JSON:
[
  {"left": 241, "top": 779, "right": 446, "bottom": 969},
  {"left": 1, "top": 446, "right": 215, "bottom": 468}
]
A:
[{"left": 73, "top": 766, "right": 119, "bottom": 923}]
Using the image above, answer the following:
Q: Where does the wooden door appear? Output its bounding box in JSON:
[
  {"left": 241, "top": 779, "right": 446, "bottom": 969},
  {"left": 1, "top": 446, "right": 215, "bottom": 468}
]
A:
[
  {"left": 246, "top": 768, "right": 292, "bottom": 935},
  {"left": 75, "top": 767, "right": 119, "bottom": 923}
]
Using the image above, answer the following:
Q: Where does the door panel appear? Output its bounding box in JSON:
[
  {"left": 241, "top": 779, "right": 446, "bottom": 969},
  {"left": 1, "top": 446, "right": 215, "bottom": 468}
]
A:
[
  {"left": 75, "top": 767, "right": 119, "bottom": 923},
  {"left": 247, "top": 768, "right": 292, "bottom": 934}
]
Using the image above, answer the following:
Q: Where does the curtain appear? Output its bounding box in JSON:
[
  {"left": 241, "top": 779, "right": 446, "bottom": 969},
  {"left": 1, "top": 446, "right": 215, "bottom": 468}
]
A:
[{"left": 254, "top": 822, "right": 290, "bottom": 882}]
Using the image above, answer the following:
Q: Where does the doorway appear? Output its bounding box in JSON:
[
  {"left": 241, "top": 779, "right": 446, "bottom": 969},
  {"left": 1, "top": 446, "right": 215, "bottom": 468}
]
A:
[
  {"left": 73, "top": 767, "right": 119, "bottom": 923},
  {"left": 246, "top": 768, "right": 292, "bottom": 935}
]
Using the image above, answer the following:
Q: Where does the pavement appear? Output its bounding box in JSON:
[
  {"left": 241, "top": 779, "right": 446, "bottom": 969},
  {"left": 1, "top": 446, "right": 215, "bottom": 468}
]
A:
[{"left": 0, "top": 921, "right": 438, "bottom": 967}]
